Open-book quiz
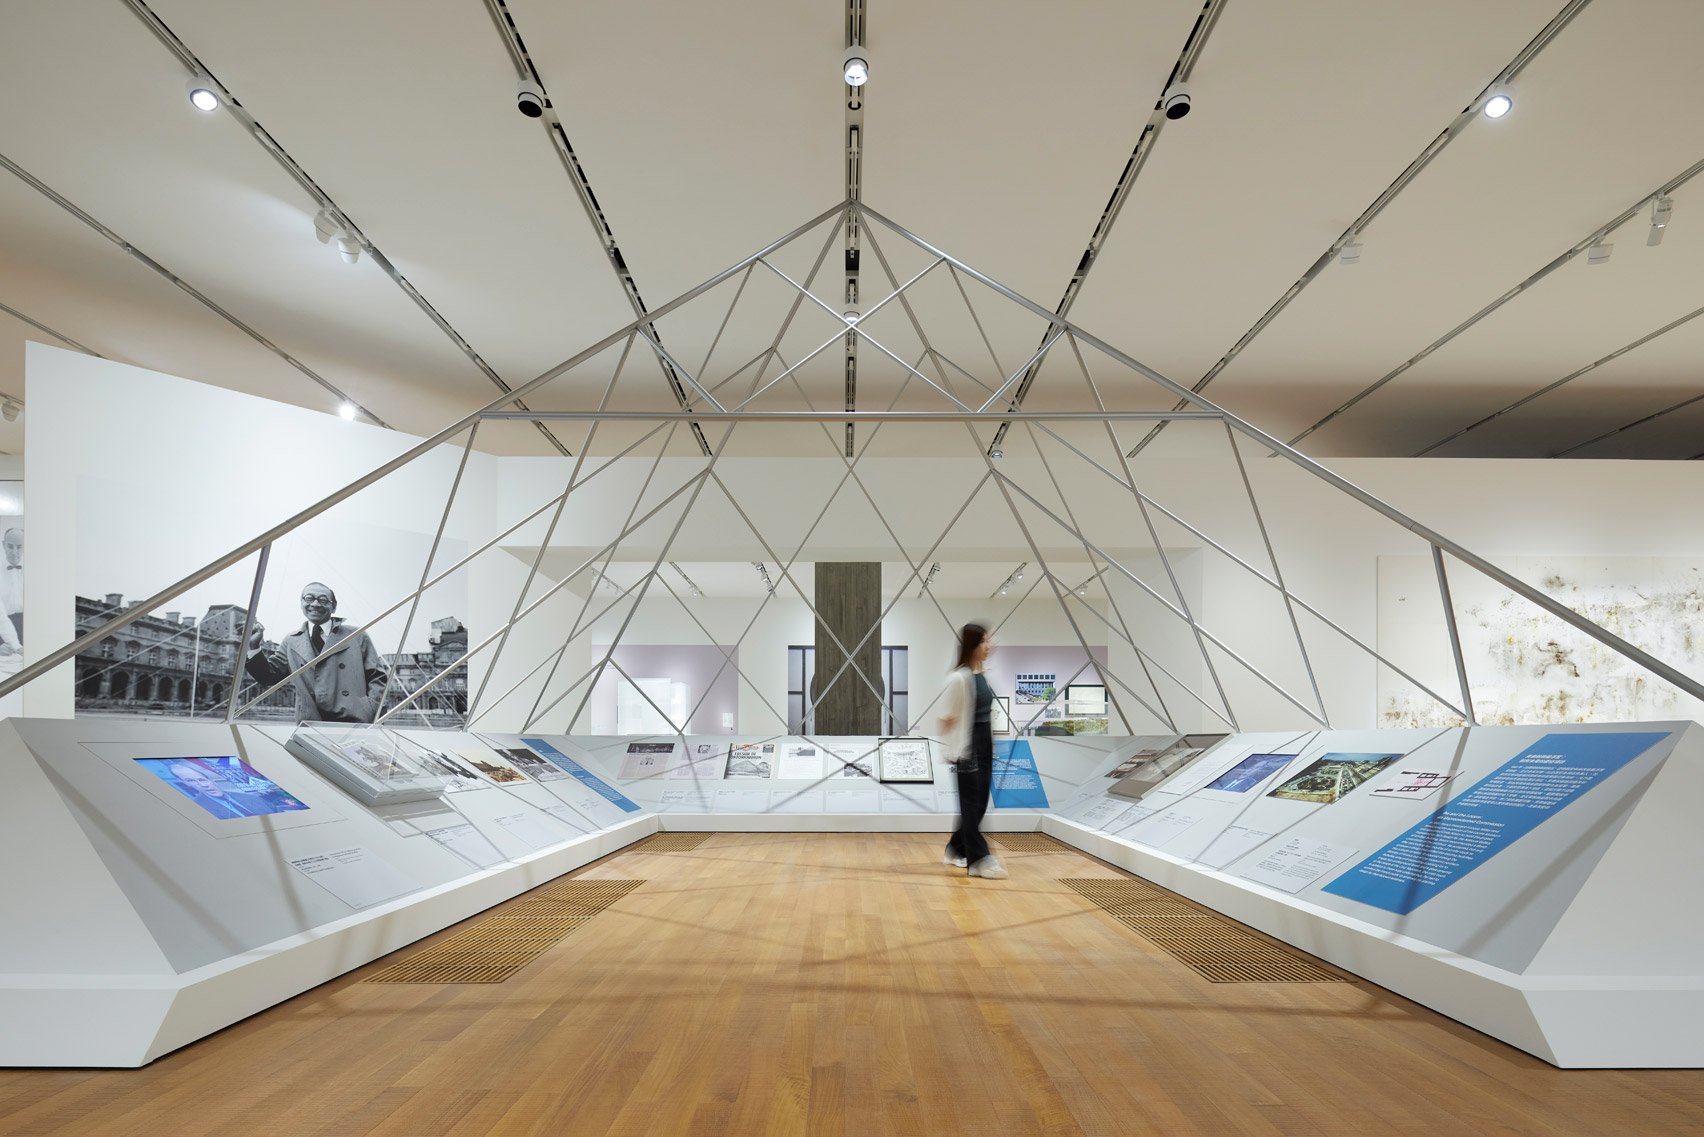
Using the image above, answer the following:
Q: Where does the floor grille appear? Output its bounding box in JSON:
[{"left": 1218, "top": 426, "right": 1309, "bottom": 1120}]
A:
[
  {"left": 1063, "top": 878, "right": 1348, "bottom": 984},
  {"left": 993, "top": 832, "right": 1067, "bottom": 852},
  {"left": 366, "top": 878, "right": 644, "bottom": 984},
  {"left": 637, "top": 831, "right": 716, "bottom": 851}
]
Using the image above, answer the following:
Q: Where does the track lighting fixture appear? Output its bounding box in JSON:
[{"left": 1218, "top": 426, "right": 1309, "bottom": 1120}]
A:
[
  {"left": 1481, "top": 85, "right": 1513, "bottom": 119},
  {"left": 1339, "top": 234, "right": 1362, "bottom": 265},
  {"left": 917, "top": 562, "right": 942, "bottom": 598},
  {"left": 991, "top": 562, "right": 1028, "bottom": 599},
  {"left": 668, "top": 562, "right": 704, "bottom": 598},
  {"left": 842, "top": 44, "right": 869, "bottom": 87},
  {"left": 1161, "top": 82, "right": 1192, "bottom": 120},
  {"left": 988, "top": 448, "right": 1004, "bottom": 460},
  {"left": 185, "top": 75, "right": 221, "bottom": 112},
  {"left": 1586, "top": 240, "right": 1613, "bottom": 265},
  {"left": 516, "top": 79, "right": 545, "bottom": 118},
  {"left": 338, "top": 402, "right": 356, "bottom": 421},
  {"left": 314, "top": 209, "right": 363, "bottom": 265},
  {"left": 1647, "top": 196, "right": 1674, "bottom": 247},
  {"left": 752, "top": 561, "right": 775, "bottom": 594}
]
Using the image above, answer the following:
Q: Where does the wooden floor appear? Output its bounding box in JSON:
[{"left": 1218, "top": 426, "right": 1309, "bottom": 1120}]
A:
[{"left": 3, "top": 833, "right": 1702, "bottom": 1136}]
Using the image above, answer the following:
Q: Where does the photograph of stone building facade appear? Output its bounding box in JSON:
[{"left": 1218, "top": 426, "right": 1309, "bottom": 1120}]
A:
[{"left": 73, "top": 597, "right": 467, "bottom": 725}]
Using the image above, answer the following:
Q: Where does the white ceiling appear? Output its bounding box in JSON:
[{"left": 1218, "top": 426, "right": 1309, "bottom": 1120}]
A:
[{"left": 1, "top": 0, "right": 1701, "bottom": 461}]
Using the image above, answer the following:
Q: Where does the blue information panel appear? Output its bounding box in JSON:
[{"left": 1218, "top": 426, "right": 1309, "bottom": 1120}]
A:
[
  {"left": 991, "top": 741, "right": 1050, "bottom": 809},
  {"left": 520, "top": 737, "right": 642, "bottom": 813},
  {"left": 1322, "top": 731, "right": 1667, "bottom": 914}
]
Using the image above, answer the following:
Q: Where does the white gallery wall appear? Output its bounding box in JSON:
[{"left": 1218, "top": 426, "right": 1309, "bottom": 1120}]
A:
[{"left": 24, "top": 343, "right": 1704, "bottom": 732}]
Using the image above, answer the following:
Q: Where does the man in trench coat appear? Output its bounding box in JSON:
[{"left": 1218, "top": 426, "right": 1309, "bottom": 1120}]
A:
[{"left": 245, "top": 581, "right": 389, "bottom": 723}]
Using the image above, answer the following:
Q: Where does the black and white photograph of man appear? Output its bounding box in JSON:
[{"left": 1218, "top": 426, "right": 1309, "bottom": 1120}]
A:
[
  {"left": 71, "top": 511, "right": 469, "bottom": 724},
  {"left": 245, "top": 581, "right": 389, "bottom": 723}
]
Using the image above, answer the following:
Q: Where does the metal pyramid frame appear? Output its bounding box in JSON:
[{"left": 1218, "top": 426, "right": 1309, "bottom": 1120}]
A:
[{"left": 12, "top": 201, "right": 1703, "bottom": 745}]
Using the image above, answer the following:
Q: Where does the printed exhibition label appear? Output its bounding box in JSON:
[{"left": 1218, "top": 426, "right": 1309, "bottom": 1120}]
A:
[
  {"left": 520, "top": 737, "right": 642, "bottom": 812},
  {"left": 1321, "top": 731, "right": 1667, "bottom": 914},
  {"left": 991, "top": 741, "right": 1050, "bottom": 809}
]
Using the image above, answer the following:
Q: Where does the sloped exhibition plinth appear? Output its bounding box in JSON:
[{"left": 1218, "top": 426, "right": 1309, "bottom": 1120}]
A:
[
  {"left": 3, "top": 720, "right": 1699, "bottom": 1067},
  {"left": 1043, "top": 721, "right": 1704, "bottom": 1068},
  {"left": 0, "top": 719, "right": 656, "bottom": 1067}
]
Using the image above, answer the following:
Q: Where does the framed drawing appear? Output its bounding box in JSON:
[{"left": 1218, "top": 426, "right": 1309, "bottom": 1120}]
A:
[
  {"left": 1065, "top": 683, "right": 1107, "bottom": 717},
  {"left": 991, "top": 695, "right": 1011, "bottom": 735},
  {"left": 876, "top": 737, "right": 933, "bottom": 783}
]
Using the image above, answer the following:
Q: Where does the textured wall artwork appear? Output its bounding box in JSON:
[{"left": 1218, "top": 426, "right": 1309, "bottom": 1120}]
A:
[{"left": 1377, "top": 556, "right": 1704, "bottom": 728}]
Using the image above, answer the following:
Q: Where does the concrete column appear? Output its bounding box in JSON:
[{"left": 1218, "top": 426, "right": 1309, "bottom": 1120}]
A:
[{"left": 811, "top": 562, "right": 883, "bottom": 734}]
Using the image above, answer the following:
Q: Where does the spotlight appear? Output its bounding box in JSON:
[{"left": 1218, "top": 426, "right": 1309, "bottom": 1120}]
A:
[
  {"left": 185, "top": 75, "right": 221, "bottom": 112},
  {"left": 1647, "top": 195, "right": 1674, "bottom": 247},
  {"left": 1586, "top": 240, "right": 1613, "bottom": 265},
  {"left": 989, "top": 448, "right": 1004, "bottom": 460},
  {"left": 842, "top": 44, "right": 869, "bottom": 87},
  {"left": 1013, "top": 571, "right": 1024, "bottom": 582},
  {"left": 0, "top": 398, "right": 19, "bottom": 422},
  {"left": 313, "top": 208, "right": 340, "bottom": 244},
  {"left": 1481, "top": 86, "right": 1513, "bottom": 119},
  {"left": 842, "top": 310, "right": 860, "bottom": 324},
  {"left": 338, "top": 402, "right": 356, "bottom": 421},
  {"left": 1161, "top": 82, "right": 1192, "bottom": 120},
  {"left": 335, "top": 234, "right": 362, "bottom": 265},
  {"left": 1339, "top": 234, "right": 1363, "bottom": 265},
  {"left": 1076, "top": 586, "right": 1087, "bottom": 597},
  {"left": 516, "top": 78, "right": 545, "bottom": 118}
]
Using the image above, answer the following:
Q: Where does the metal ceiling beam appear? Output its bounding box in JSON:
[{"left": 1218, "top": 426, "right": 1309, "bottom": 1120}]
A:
[
  {"left": 1552, "top": 388, "right": 1704, "bottom": 458},
  {"left": 0, "top": 150, "right": 388, "bottom": 428},
  {"left": 482, "top": 0, "right": 712, "bottom": 457},
  {"left": 1422, "top": 296, "right": 1704, "bottom": 457},
  {"left": 120, "top": 0, "right": 576, "bottom": 450},
  {"left": 0, "top": 299, "right": 102, "bottom": 358},
  {"left": 1311, "top": 155, "right": 1704, "bottom": 455},
  {"left": 988, "top": 0, "right": 1227, "bottom": 457},
  {"left": 842, "top": 0, "right": 868, "bottom": 457},
  {"left": 1127, "top": 0, "right": 1596, "bottom": 458}
]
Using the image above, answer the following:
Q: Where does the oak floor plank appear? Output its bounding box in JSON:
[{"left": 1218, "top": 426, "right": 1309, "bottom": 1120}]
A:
[{"left": 2, "top": 834, "right": 1702, "bottom": 1137}]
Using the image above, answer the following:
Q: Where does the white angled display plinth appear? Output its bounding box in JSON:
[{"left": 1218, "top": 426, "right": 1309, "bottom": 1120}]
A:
[
  {"left": 0, "top": 718, "right": 655, "bottom": 1067},
  {"left": 1042, "top": 721, "right": 1704, "bottom": 1068}
]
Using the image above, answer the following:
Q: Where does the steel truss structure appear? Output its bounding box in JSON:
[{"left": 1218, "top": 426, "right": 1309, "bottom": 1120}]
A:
[{"left": 8, "top": 201, "right": 1703, "bottom": 744}]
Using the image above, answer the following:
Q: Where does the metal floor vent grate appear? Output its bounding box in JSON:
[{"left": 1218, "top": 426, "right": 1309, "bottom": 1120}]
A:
[
  {"left": 993, "top": 833, "right": 1067, "bottom": 852},
  {"left": 637, "top": 832, "right": 716, "bottom": 851},
  {"left": 1062, "top": 878, "right": 1347, "bottom": 984},
  {"left": 366, "top": 878, "right": 645, "bottom": 984}
]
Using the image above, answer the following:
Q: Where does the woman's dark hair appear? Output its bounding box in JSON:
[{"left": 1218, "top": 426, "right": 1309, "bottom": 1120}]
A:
[{"left": 954, "top": 623, "right": 988, "bottom": 671}]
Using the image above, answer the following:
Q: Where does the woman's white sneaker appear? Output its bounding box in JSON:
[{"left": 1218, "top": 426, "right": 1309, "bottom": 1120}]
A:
[{"left": 968, "top": 856, "right": 1008, "bottom": 879}]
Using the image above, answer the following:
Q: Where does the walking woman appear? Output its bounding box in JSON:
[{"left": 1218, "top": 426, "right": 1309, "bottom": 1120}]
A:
[{"left": 938, "top": 623, "right": 1007, "bottom": 879}]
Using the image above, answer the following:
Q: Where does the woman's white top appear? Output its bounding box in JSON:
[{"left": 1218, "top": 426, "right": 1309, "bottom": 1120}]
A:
[{"left": 936, "top": 666, "right": 976, "bottom": 761}]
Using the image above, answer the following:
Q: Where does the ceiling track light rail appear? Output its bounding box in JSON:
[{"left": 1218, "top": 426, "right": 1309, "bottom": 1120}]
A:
[
  {"left": 991, "top": 562, "right": 1028, "bottom": 599},
  {"left": 1127, "top": 0, "right": 1593, "bottom": 459},
  {"left": 990, "top": 0, "right": 1226, "bottom": 457},
  {"left": 120, "top": 0, "right": 570, "bottom": 454},
  {"left": 480, "top": 0, "right": 708, "bottom": 457}
]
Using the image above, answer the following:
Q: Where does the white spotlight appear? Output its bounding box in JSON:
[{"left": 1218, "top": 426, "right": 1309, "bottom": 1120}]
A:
[
  {"left": 1339, "top": 234, "right": 1363, "bottom": 265},
  {"left": 185, "top": 75, "right": 221, "bottom": 112},
  {"left": 989, "top": 448, "right": 1004, "bottom": 460},
  {"left": 0, "top": 398, "right": 20, "bottom": 422},
  {"left": 1482, "top": 86, "right": 1513, "bottom": 119},
  {"left": 338, "top": 402, "right": 357, "bottom": 421},
  {"left": 313, "top": 208, "right": 340, "bottom": 244},
  {"left": 842, "top": 44, "right": 869, "bottom": 87},
  {"left": 1647, "top": 195, "right": 1674, "bottom": 246},
  {"left": 1586, "top": 240, "right": 1613, "bottom": 265},
  {"left": 336, "top": 234, "right": 362, "bottom": 265}
]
